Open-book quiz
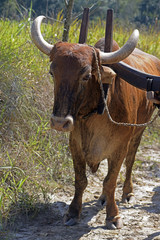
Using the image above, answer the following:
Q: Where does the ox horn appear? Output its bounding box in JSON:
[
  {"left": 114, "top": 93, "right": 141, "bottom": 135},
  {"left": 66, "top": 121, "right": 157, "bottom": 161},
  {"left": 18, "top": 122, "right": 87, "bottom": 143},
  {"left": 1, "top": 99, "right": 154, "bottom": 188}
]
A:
[
  {"left": 99, "top": 29, "right": 139, "bottom": 64},
  {"left": 31, "top": 16, "right": 53, "bottom": 55}
]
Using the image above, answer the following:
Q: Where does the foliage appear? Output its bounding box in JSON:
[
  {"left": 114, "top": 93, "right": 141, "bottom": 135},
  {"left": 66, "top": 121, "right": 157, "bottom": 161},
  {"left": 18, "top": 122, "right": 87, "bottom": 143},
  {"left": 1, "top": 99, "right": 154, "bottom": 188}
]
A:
[
  {"left": 0, "top": 0, "right": 160, "bottom": 27},
  {"left": 138, "top": 0, "right": 160, "bottom": 25}
]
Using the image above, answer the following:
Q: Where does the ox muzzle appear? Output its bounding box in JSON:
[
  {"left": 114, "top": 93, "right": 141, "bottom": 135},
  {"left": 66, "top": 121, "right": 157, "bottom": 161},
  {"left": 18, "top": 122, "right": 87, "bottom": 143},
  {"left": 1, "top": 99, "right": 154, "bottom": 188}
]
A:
[{"left": 50, "top": 114, "right": 74, "bottom": 132}]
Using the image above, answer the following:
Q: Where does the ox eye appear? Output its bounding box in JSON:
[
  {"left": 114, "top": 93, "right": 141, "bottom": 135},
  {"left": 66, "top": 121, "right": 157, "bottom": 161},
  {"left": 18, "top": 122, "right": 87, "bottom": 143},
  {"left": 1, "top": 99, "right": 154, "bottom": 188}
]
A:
[{"left": 83, "top": 73, "right": 91, "bottom": 81}]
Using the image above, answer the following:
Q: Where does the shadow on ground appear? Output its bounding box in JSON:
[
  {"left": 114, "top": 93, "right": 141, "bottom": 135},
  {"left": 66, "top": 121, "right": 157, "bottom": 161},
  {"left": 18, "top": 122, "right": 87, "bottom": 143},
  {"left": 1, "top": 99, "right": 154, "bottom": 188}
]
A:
[
  {"left": 143, "top": 186, "right": 160, "bottom": 214},
  {"left": 143, "top": 232, "right": 160, "bottom": 240},
  {"left": 3, "top": 199, "right": 106, "bottom": 240}
]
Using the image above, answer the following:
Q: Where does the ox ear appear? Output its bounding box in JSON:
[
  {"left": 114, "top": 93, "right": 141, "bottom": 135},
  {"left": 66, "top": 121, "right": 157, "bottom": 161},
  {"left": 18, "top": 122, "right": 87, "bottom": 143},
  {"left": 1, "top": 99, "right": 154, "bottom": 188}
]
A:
[{"left": 100, "top": 66, "right": 116, "bottom": 84}]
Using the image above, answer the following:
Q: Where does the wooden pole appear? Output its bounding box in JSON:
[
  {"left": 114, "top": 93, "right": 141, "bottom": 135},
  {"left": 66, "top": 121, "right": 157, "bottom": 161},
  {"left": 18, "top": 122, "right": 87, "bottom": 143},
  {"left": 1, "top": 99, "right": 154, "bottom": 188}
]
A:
[
  {"left": 104, "top": 9, "right": 113, "bottom": 53},
  {"left": 79, "top": 8, "right": 89, "bottom": 44}
]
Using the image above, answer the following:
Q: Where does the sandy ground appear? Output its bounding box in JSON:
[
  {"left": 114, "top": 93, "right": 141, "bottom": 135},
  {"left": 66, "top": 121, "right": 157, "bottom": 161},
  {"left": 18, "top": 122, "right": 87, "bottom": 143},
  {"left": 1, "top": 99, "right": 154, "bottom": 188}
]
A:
[{"left": 3, "top": 145, "right": 160, "bottom": 240}]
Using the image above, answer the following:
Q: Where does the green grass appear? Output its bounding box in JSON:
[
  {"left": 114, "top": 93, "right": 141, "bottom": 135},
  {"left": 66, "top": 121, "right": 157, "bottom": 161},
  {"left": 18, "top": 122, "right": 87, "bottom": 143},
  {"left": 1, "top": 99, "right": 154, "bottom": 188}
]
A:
[{"left": 0, "top": 14, "right": 160, "bottom": 232}]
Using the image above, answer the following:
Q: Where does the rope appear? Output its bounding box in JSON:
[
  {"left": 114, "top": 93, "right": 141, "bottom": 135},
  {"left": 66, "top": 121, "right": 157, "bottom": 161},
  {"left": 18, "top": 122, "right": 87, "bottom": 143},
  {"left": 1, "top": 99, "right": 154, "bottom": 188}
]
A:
[{"left": 92, "top": 46, "right": 160, "bottom": 128}]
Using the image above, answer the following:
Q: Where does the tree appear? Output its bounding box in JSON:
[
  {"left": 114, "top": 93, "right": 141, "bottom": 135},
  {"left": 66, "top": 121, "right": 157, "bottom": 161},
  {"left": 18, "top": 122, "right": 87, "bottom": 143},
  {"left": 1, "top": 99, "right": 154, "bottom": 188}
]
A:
[
  {"left": 0, "top": 0, "right": 17, "bottom": 19},
  {"left": 62, "top": 0, "right": 74, "bottom": 42},
  {"left": 138, "top": 0, "right": 160, "bottom": 25},
  {"left": 0, "top": 0, "right": 160, "bottom": 27}
]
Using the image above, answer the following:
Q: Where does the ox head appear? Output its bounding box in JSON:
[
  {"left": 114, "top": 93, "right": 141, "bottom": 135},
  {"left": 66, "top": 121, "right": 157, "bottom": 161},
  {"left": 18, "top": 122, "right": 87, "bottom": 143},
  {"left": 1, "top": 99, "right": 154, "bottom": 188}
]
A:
[{"left": 31, "top": 16, "right": 139, "bottom": 132}]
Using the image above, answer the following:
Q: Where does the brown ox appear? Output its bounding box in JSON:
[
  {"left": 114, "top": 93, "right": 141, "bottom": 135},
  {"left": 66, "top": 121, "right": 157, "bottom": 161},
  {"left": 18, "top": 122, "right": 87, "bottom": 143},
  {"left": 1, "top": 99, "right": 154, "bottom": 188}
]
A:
[{"left": 31, "top": 16, "right": 160, "bottom": 229}]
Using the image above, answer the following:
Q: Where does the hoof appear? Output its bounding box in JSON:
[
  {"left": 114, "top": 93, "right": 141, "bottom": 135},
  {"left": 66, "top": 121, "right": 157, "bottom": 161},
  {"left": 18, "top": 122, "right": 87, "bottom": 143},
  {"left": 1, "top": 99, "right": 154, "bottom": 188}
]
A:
[
  {"left": 63, "top": 213, "right": 78, "bottom": 226},
  {"left": 122, "top": 193, "right": 135, "bottom": 204},
  {"left": 64, "top": 218, "right": 78, "bottom": 226},
  {"left": 99, "top": 194, "right": 106, "bottom": 206},
  {"left": 106, "top": 216, "right": 123, "bottom": 229}
]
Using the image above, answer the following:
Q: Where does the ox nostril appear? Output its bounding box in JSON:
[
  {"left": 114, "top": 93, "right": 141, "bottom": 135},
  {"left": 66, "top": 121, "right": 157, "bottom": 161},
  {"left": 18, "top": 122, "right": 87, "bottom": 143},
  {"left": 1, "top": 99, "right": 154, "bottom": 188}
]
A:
[{"left": 63, "top": 120, "right": 71, "bottom": 129}]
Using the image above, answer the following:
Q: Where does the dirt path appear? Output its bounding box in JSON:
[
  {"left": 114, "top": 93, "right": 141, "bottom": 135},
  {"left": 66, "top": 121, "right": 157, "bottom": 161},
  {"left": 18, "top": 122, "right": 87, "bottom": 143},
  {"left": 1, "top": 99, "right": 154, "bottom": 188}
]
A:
[{"left": 7, "top": 146, "right": 160, "bottom": 240}]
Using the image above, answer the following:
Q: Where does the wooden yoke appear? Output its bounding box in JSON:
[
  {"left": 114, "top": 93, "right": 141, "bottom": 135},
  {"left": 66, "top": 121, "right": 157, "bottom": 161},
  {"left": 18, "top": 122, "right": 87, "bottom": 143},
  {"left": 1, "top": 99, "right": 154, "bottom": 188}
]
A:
[{"left": 78, "top": 9, "right": 160, "bottom": 107}]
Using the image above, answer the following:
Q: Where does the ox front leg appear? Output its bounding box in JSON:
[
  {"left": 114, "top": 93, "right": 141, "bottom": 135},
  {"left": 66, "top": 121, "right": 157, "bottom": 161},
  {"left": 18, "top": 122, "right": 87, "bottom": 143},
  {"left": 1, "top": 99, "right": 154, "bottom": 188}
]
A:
[
  {"left": 64, "top": 134, "right": 87, "bottom": 226},
  {"left": 103, "top": 154, "right": 124, "bottom": 229}
]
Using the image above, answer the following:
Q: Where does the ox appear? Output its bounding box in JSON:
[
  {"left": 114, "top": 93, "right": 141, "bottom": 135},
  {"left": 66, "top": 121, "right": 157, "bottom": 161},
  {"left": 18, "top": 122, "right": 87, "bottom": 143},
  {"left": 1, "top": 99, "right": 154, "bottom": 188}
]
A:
[{"left": 31, "top": 16, "right": 160, "bottom": 229}]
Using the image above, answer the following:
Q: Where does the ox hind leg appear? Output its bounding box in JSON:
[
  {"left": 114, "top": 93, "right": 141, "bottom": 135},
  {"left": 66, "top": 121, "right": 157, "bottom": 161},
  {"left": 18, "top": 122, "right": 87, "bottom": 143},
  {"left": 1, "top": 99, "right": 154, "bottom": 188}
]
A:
[
  {"left": 64, "top": 133, "right": 87, "bottom": 226},
  {"left": 122, "top": 129, "right": 144, "bottom": 203}
]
